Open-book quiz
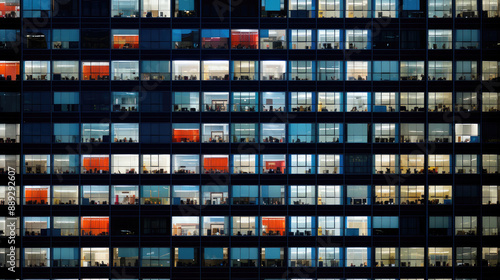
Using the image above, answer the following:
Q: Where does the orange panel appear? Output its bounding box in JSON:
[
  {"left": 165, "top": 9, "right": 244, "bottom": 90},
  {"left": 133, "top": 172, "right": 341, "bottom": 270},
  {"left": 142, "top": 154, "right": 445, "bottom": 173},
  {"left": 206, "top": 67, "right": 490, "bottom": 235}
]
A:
[
  {"left": 82, "top": 157, "right": 109, "bottom": 171},
  {"left": 203, "top": 158, "right": 228, "bottom": 172},
  {"left": 172, "top": 129, "right": 200, "bottom": 142}
]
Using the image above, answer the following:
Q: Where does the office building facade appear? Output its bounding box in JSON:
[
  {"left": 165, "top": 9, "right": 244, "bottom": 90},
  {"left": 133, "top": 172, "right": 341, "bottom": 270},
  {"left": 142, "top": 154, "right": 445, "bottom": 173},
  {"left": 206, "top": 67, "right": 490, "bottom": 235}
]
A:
[{"left": 0, "top": 0, "right": 499, "bottom": 279}]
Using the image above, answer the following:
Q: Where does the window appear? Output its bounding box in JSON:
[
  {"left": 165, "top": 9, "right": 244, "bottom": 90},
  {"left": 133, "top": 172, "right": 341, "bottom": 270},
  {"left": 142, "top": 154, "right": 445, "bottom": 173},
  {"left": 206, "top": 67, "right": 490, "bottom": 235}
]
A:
[
  {"left": 112, "top": 123, "right": 139, "bottom": 143},
  {"left": 346, "top": 247, "right": 370, "bottom": 267},
  {"left": 54, "top": 92, "right": 79, "bottom": 112},
  {"left": 111, "top": 60, "right": 139, "bottom": 80},
  {"left": 289, "top": 61, "right": 315, "bottom": 80},
  {"left": 456, "top": 92, "right": 478, "bottom": 111},
  {"left": 172, "top": 186, "right": 200, "bottom": 205},
  {"left": 0, "top": 186, "right": 19, "bottom": 205},
  {"left": 0, "top": 92, "right": 20, "bottom": 112},
  {"left": 290, "top": 95, "right": 314, "bottom": 113},
  {"left": 318, "top": 185, "right": 342, "bottom": 205},
  {"left": 482, "top": 247, "right": 499, "bottom": 267},
  {"left": 140, "top": 29, "right": 170, "bottom": 50},
  {"left": 172, "top": 61, "right": 200, "bottom": 80},
  {"left": 24, "top": 61, "right": 50, "bottom": 81},
  {"left": 347, "top": 185, "right": 371, "bottom": 205},
  {"left": 141, "top": 154, "right": 169, "bottom": 174},
  {"left": 0, "top": 155, "right": 19, "bottom": 175},
  {"left": 0, "top": 123, "right": 19, "bottom": 143},
  {"left": 24, "top": 154, "right": 50, "bottom": 174},
  {"left": 289, "top": 216, "right": 314, "bottom": 236},
  {"left": 174, "top": 0, "right": 198, "bottom": 17},
  {"left": 345, "top": 216, "right": 369, "bottom": 236},
  {"left": 52, "top": 186, "right": 78, "bottom": 205},
  {"left": 289, "top": 154, "right": 314, "bottom": 174},
  {"left": 52, "top": 248, "right": 78, "bottom": 267},
  {"left": 429, "top": 216, "right": 452, "bottom": 236},
  {"left": 81, "top": 62, "right": 109, "bottom": 80},
  {"left": 202, "top": 216, "right": 229, "bottom": 236},
  {"left": 172, "top": 29, "right": 199, "bottom": 49},
  {"left": 428, "top": 123, "right": 452, "bottom": 143},
  {"left": 173, "top": 92, "right": 199, "bottom": 112},
  {"left": 318, "top": 154, "right": 342, "bottom": 174},
  {"left": 81, "top": 216, "right": 109, "bottom": 236},
  {"left": 318, "top": 248, "right": 342, "bottom": 268},
  {"left": 112, "top": 92, "right": 138, "bottom": 112},
  {"left": 23, "top": 0, "right": 50, "bottom": 17},
  {"left": 0, "top": 0, "right": 20, "bottom": 18},
  {"left": 53, "top": 217, "right": 78, "bottom": 236},
  {"left": 456, "top": 30, "right": 479, "bottom": 49},
  {"left": 455, "top": 124, "right": 479, "bottom": 143},
  {"left": 111, "top": 185, "right": 139, "bottom": 204},
  {"left": 231, "top": 29, "right": 258, "bottom": 49},
  {"left": 428, "top": 30, "right": 452, "bottom": 50},
  {"left": 202, "top": 185, "right": 228, "bottom": 205},
  {"left": 400, "top": 247, "right": 425, "bottom": 267},
  {"left": 81, "top": 155, "right": 109, "bottom": 174},
  {"left": 142, "top": 0, "right": 170, "bottom": 17},
  {"left": 318, "top": 0, "right": 342, "bottom": 17},
  {"left": 172, "top": 216, "right": 199, "bottom": 235},
  {"left": 483, "top": 155, "right": 500, "bottom": 174},
  {"left": 456, "top": 154, "right": 479, "bottom": 174},
  {"left": 347, "top": 123, "right": 368, "bottom": 143},
  {"left": 112, "top": 29, "right": 139, "bottom": 49},
  {"left": 456, "top": 61, "right": 478, "bottom": 80},
  {"left": 141, "top": 185, "right": 169, "bottom": 205},
  {"left": 373, "top": 123, "right": 397, "bottom": 143},
  {"left": 346, "top": 0, "right": 370, "bottom": 17},
  {"left": 81, "top": 91, "right": 109, "bottom": 111},
  {"left": 428, "top": 61, "right": 453, "bottom": 81},
  {"left": 428, "top": 247, "right": 453, "bottom": 267},
  {"left": 483, "top": 0, "right": 500, "bottom": 17},
  {"left": 52, "top": 29, "right": 79, "bottom": 49},
  {"left": 373, "top": 216, "right": 399, "bottom": 235},
  {"left": 289, "top": 29, "right": 314, "bottom": 49},
  {"left": 141, "top": 60, "right": 170, "bottom": 81},
  {"left": 113, "top": 248, "right": 139, "bottom": 267},
  {"left": 483, "top": 61, "right": 500, "bottom": 81},
  {"left": 23, "top": 185, "right": 50, "bottom": 205},
  {"left": 400, "top": 61, "right": 425, "bottom": 81},
  {"left": 346, "top": 61, "right": 370, "bottom": 81},
  {"left": 24, "top": 248, "right": 50, "bottom": 267},
  {"left": 232, "top": 185, "right": 258, "bottom": 205},
  {"left": 0, "top": 61, "right": 20, "bottom": 81},
  {"left": 52, "top": 61, "right": 79, "bottom": 81},
  {"left": 231, "top": 248, "right": 258, "bottom": 267},
  {"left": 141, "top": 248, "right": 170, "bottom": 267},
  {"left": 289, "top": 0, "right": 315, "bottom": 17},
  {"left": 289, "top": 185, "right": 315, "bottom": 205},
  {"left": 375, "top": 0, "right": 397, "bottom": 17},
  {"left": 456, "top": 216, "right": 477, "bottom": 235},
  {"left": 373, "top": 92, "right": 398, "bottom": 112},
  {"left": 231, "top": 123, "right": 257, "bottom": 143},
  {"left": 172, "top": 155, "right": 199, "bottom": 174},
  {"left": 232, "top": 217, "right": 257, "bottom": 236},
  {"left": 261, "top": 216, "right": 286, "bottom": 236},
  {"left": 261, "top": 92, "right": 286, "bottom": 112},
  {"left": 81, "top": 123, "right": 109, "bottom": 143},
  {"left": 80, "top": 185, "right": 108, "bottom": 205},
  {"left": 318, "top": 216, "right": 342, "bottom": 236},
  {"left": 482, "top": 185, "right": 500, "bottom": 205},
  {"left": 374, "top": 185, "right": 398, "bottom": 205},
  {"left": 317, "top": 30, "right": 341, "bottom": 50},
  {"left": 375, "top": 248, "right": 398, "bottom": 267},
  {"left": 400, "top": 92, "right": 425, "bottom": 112},
  {"left": 111, "top": 154, "right": 139, "bottom": 174},
  {"left": 111, "top": 0, "right": 139, "bottom": 17},
  {"left": 140, "top": 92, "right": 168, "bottom": 113},
  {"left": 202, "top": 248, "right": 228, "bottom": 267},
  {"left": 483, "top": 216, "right": 500, "bottom": 235},
  {"left": 318, "top": 61, "right": 343, "bottom": 81},
  {"left": 82, "top": 29, "right": 110, "bottom": 48},
  {"left": 261, "top": 0, "right": 286, "bottom": 17},
  {"left": 260, "top": 29, "right": 286, "bottom": 49},
  {"left": 289, "top": 247, "right": 315, "bottom": 267},
  {"left": 346, "top": 92, "right": 371, "bottom": 112},
  {"left": 202, "top": 93, "right": 229, "bottom": 112},
  {"left": 260, "top": 61, "right": 286, "bottom": 81},
  {"left": 261, "top": 185, "right": 285, "bottom": 205},
  {"left": 81, "top": 248, "right": 109, "bottom": 267},
  {"left": 400, "top": 154, "right": 424, "bottom": 174},
  {"left": 202, "top": 154, "right": 229, "bottom": 173},
  {"left": 456, "top": 0, "right": 477, "bottom": 17},
  {"left": 232, "top": 61, "right": 258, "bottom": 80},
  {"left": 428, "top": 154, "right": 451, "bottom": 174},
  {"left": 372, "top": 61, "right": 398, "bottom": 81},
  {"left": 428, "top": 185, "right": 452, "bottom": 205},
  {"left": 428, "top": 0, "right": 452, "bottom": 18},
  {"left": 53, "top": 154, "right": 79, "bottom": 174},
  {"left": 202, "top": 60, "right": 229, "bottom": 80},
  {"left": 23, "top": 92, "right": 51, "bottom": 113},
  {"left": 318, "top": 123, "right": 342, "bottom": 143},
  {"left": 201, "top": 29, "right": 229, "bottom": 49},
  {"left": 374, "top": 154, "right": 398, "bottom": 174},
  {"left": 232, "top": 154, "right": 257, "bottom": 174},
  {"left": 24, "top": 216, "right": 49, "bottom": 236},
  {"left": 346, "top": 30, "right": 370, "bottom": 49}
]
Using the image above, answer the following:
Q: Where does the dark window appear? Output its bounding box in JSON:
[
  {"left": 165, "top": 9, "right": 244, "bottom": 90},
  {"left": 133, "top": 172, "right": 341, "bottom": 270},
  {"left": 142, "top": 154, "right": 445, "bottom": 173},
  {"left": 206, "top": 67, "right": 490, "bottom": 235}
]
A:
[
  {"left": 140, "top": 92, "right": 169, "bottom": 112},
  {"left": 373, "top": 30, "right": 399, "bottom": 49},
  {"left": 401, "top": 30, "right": 425, "bottom": 49},
  {"left": 82, "top": 92, "right": 110, "bottom": 112},
  {"left": 483, "top": 29, "right": 500, "bottom": 49},
  {"left": 53, "top": 0, "right": 78, "bottom": 17},
  {"left": 24, "top": 29, "right": 51, "bottom": 49},
  {"left": 140, "top": 123, "right": 171, "bottom": 143},
  {"left": 455, "top": 185, "right": 480, "bottom": 204},
  {"left": 142, "top": 217, "right": 169, "bottom": 235},
  {"left": 202, "top": 0, "right": 229, "bottom": 18},
  {"left": 483, "top": 122, "right": 500, "bottom": 143},
  {"left": 82, "top": 29, "right": 110, "bottom": 49},
  {"left": 232, "top": 0, "right": 259, "bottom": 17},
  {"left": 0, "top": 92, "right": 20, "bottom": 112},
  {"left": 345, "top": 154, "right": 371, "bottom": 174},
  {"left": 23, "top": 123, "right": 51, "bottom": 143},
  {"left": 111, "top": 217, "right": 139, "bottom": 235},
  {"left": 400, "top": 216, "right": 425, "bottom": 235},
  {"left": 140, "top": 29, "right": 171, "bottom": 49},
  {"left": 23, "top": 92, "right": 51, "bottom": 112},
  {"left": 82, "top": 0, "right": 110, "bottom": 17}
]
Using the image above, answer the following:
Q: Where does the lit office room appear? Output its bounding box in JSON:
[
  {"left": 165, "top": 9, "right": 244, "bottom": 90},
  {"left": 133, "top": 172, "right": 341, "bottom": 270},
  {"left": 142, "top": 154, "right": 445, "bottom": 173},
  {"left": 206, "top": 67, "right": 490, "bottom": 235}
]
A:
[
  {"left": 172, "top": 185, "right": 199, "bottom": 205},
  {"left": 81, "top": 248, "right": 109, "bottom": 267},
  {"left": 52, "top": 185, "right": 78, "bottom": 205},
  {"left": 231, "top": 154, "right": 258, "bottom": 174},
  {"left": 0, "top": 61, "right": 19, "bottom": 80},
  {"left": 111, "top": 29, "right": 139, "bottom": 49},
  {"left": 81, "top": 154, "right": 109, "bottom": 174},
  {"left": 111, "top": 185, "right": 139, "bottom": 205},
  {"left": 141, "top": 185, "right": 170, "bottom": 204},
  {"left": 81, "top": 61, "right": 109, "bottom": 80},
  {"left": 345, "top": 216, "right": 370, "bottom": 236},
  {"left": 260, "top": 29, "right": 286, "bottom": 49},
  {"left": 231, "top": 185, "right": 258, "bottom": 205},
  {"left": 141, "top": 154, "right": 170, "bottom": 174},
  {"left": 172, "top": 216, "right": 199, "bottom": 236},
  {"left": 231, "top": 216, "right": 258, "bottom": 236},
  {"left": 231, "top": 61, "right": 259, "bottom": 80},
  {"left": 261, "top": 123, "right": 286, "bottom": 143},
  {"left": 261, "top": 216, "right": 286, "bottom": 236},
  {"left": 142, "top": 0, "right": 170, "bottom": 17},
  {"left": 51, "top": 61, "right": 79, "bottom": 80},
  {"left": 110, "top": 154, "right": 139, "bottom": 174},
  {"left": 202, "top": 60, "right": 229, "bottom": 80},
  {"left": 260, "top": 61, "right": 286, "bottom": 80},
  {"left": 231, "top": 29, "right": 258, "bottom": 49},
  {"left": 231, "top": 92, "right": 257, "bottom": 111},
  {"left": 172, "top": 155, "right": 199, "bottom": 174},
  {"left": 202, "top": 185, "right": 228, "bottom": 205},
  {"left": 202, "top": 154, "right": 229, "bottom": 173},
  {"left": 346, "top": 185, "right": 371, "bottom": 205},
  {"left": 81, "top": 185, "right": 109, "bottom": 205},
  {"left": 261, "top": 92, "right": 286, "bottom": 112},
  {"left": 112, "top": 92, "right": 138, "bottom": 112},
  {"left": 172, "top": 60, "right": 200, "bottom": 80},
  {"left": 0, "top": 123, "right": 19, "bottom": 143},
  {"left": 202, "top": 123, "right": 229, "bottom": 143},
  {"left": 261, "top": 154, "right": 286, "bottom": 174},
  {"left": 202, "top": 216, "right": 229, "bottom": 236},
  {"left": 173, "top": 91, "right": 199, "bottom": 111},
  {"left": 202, "top": 92, "right": 229, "bottom": 112},
  {"left": 201, "top": 29, "right": 229, "bottom": 49},
  {"left": 80, "top": 216, "right": 109, "bottom": 236},
  {"left": 260, "top": 185, "right": 285, "bottom": 205},
  {"left": 23, "top": 154, "right": 50, "bottom": 174},
  {"left": 112, "top": 123, "right": 139, "bottom": 143},
  {"left": 172, "top": 123, "right": 199, "bottom": 142}
]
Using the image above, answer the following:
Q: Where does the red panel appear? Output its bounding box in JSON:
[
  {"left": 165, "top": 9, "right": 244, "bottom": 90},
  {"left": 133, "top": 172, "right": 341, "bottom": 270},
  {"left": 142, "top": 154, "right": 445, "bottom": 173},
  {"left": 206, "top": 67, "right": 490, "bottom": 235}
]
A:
[
  {"left": 0, "top": 62, "right": 20, "bottom": 79},
  {"left": 172, "top": 129, "right": 200, "bottom": 142},
  {"left": 203, "top": 157, "right": 228, "bottom": 173},
  {"left": 82, "top": 157, "right": 109, "bottom": 171}
]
